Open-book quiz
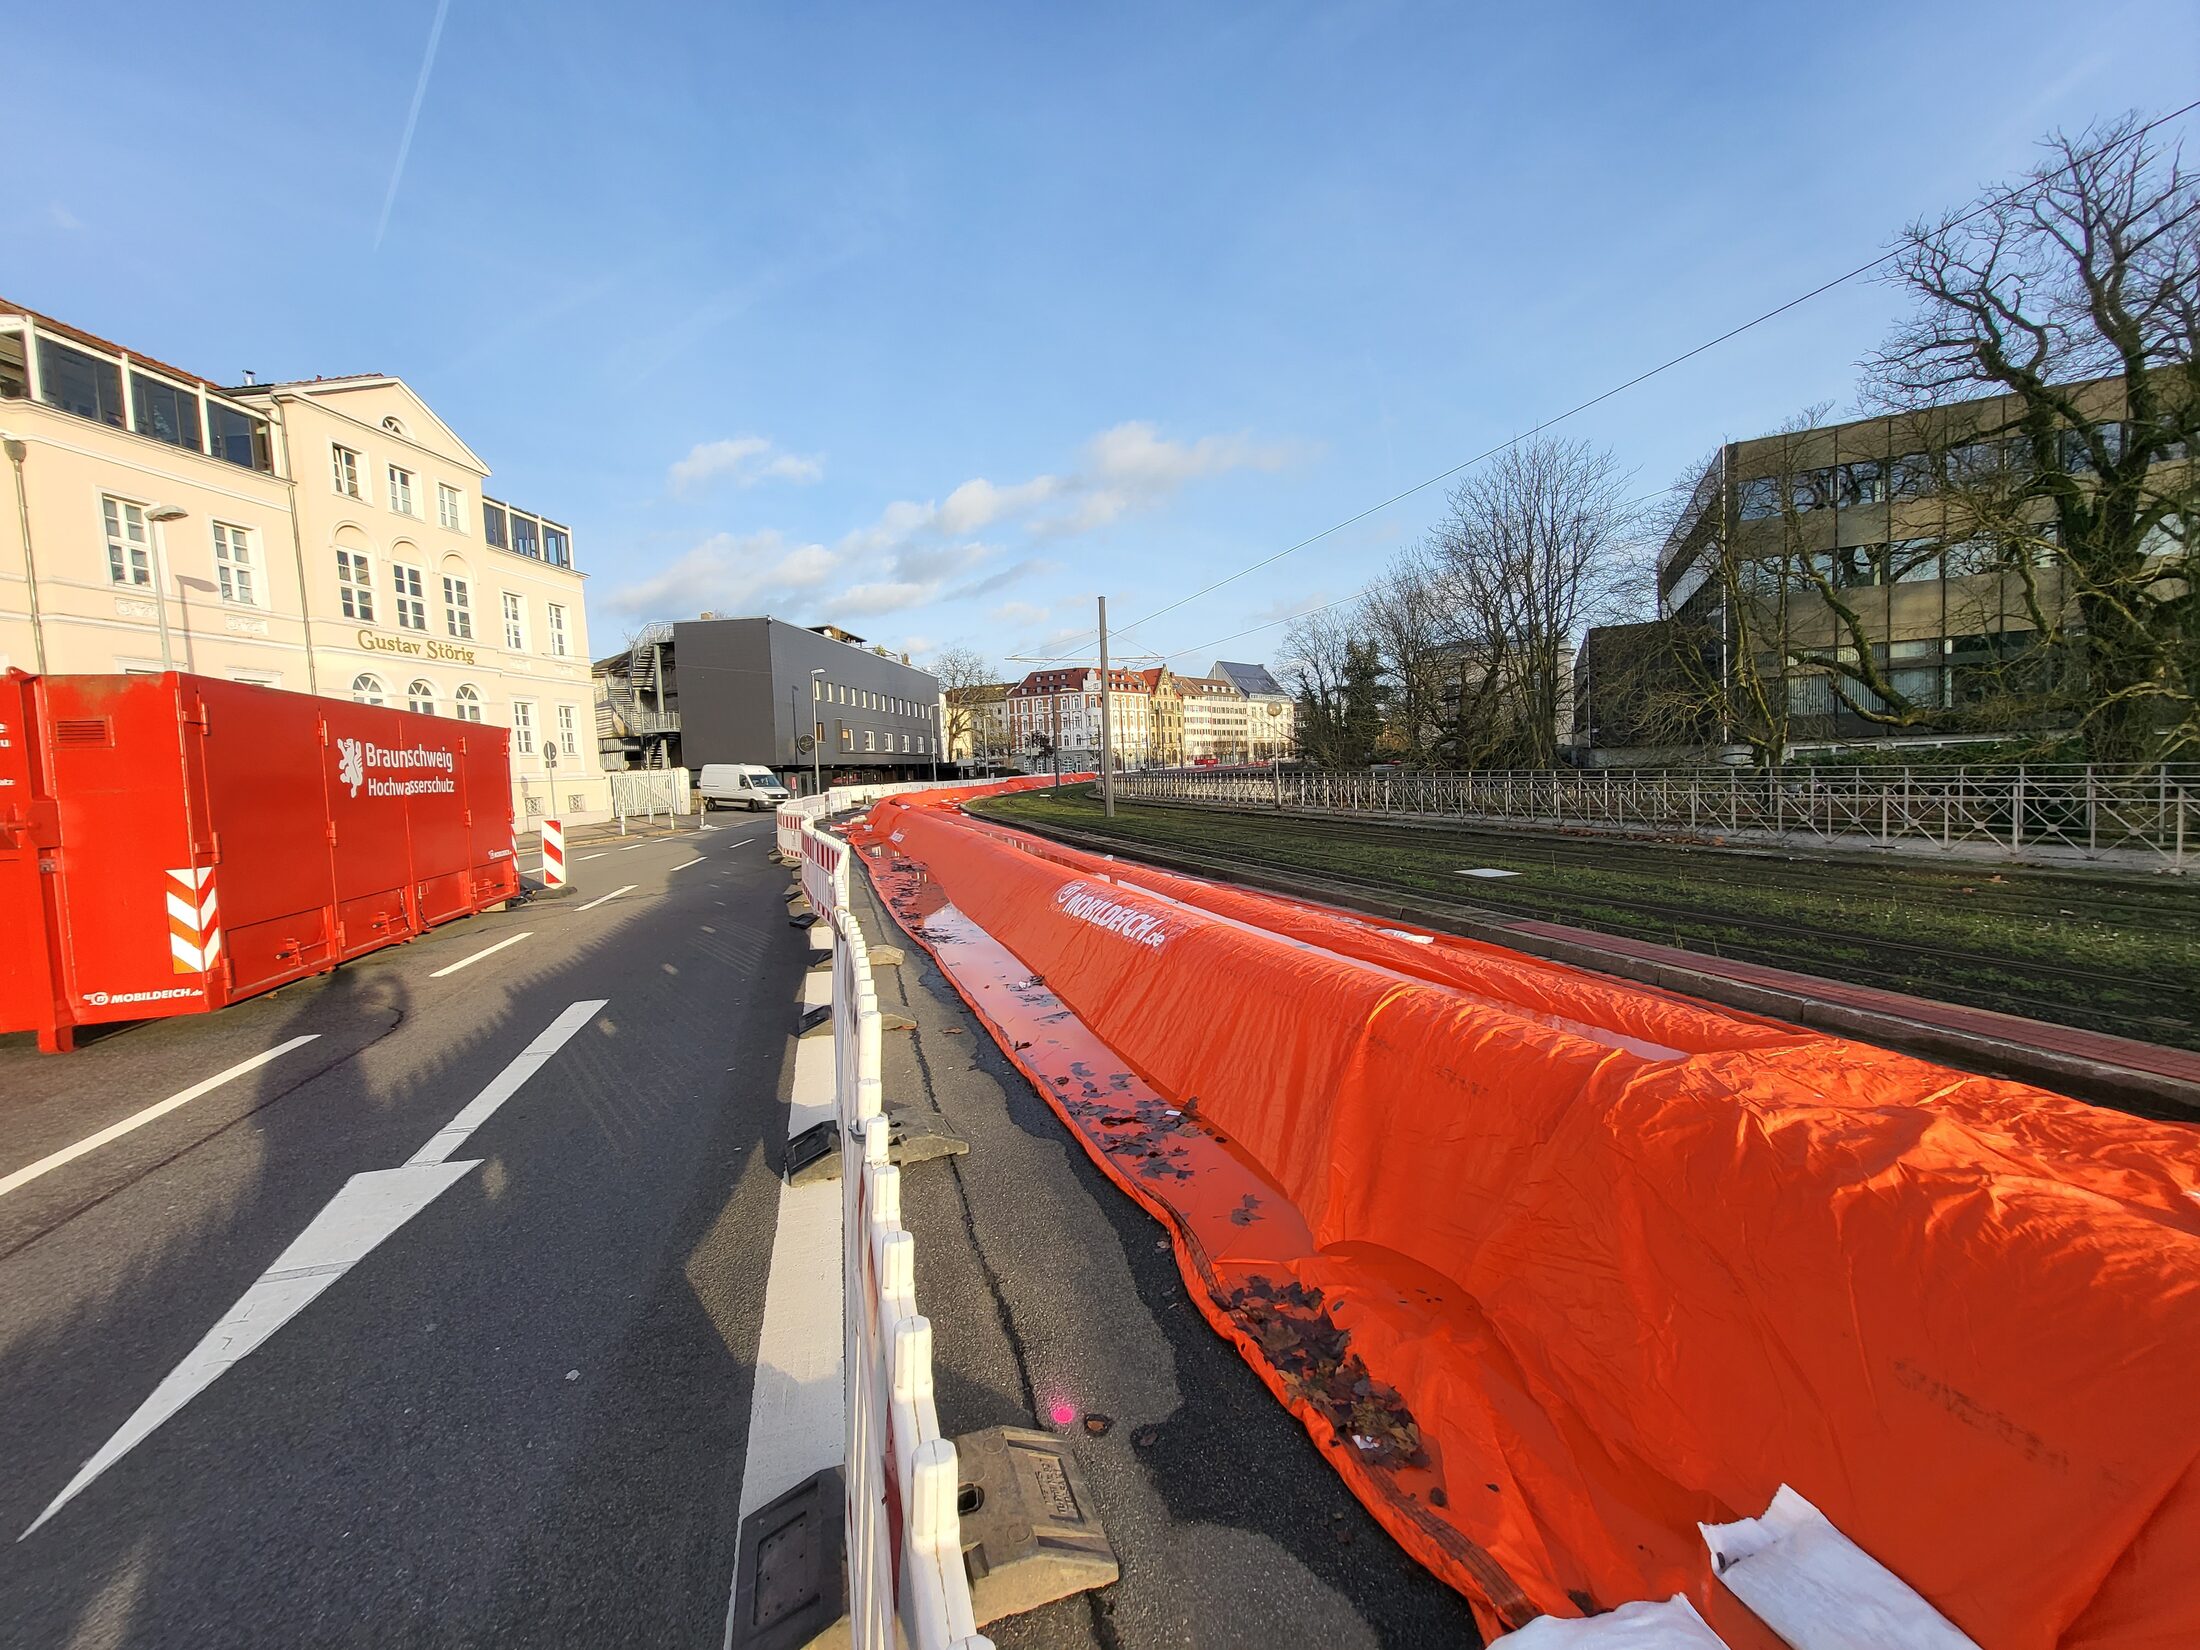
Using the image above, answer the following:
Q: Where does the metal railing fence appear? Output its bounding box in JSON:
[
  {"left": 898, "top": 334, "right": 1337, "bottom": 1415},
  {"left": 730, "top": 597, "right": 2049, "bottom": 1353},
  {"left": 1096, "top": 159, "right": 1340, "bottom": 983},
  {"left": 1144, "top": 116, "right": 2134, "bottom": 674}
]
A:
[{"left": 1113, "top": 764, "right": 2200, "bottom": 869}]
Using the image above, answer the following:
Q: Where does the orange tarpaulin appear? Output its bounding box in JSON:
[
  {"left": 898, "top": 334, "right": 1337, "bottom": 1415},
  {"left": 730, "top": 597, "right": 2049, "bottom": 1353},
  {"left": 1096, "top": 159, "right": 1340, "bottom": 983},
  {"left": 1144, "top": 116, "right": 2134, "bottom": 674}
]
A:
[{"left": 848, "top": 787, "right": 2200, "bottom": 1647}]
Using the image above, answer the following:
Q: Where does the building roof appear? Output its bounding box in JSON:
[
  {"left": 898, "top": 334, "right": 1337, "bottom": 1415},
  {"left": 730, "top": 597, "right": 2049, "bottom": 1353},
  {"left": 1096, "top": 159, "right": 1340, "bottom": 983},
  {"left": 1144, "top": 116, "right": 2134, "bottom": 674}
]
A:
[
  {"left": 1212, "top": 660, "right": 1285, "bottom": 697},
  {"left": 2, "top": 295, "right": 246, "bottom": 397},
  {"left": 1009, "top": 667, "right": 1151, "bottom": 696},
  {"left": 229, "top": 372, "right": 391, "bottom": 393},
  {"left": 1177, "top": 675, "right": 1241, "bottom": 698}
]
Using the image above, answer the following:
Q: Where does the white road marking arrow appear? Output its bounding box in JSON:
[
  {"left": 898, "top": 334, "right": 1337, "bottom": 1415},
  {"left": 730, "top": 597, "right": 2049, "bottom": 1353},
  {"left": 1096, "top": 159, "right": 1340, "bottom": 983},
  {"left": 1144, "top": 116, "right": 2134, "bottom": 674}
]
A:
[{"left": 20, "top": 999, "right": 608, "bottom": 1538}]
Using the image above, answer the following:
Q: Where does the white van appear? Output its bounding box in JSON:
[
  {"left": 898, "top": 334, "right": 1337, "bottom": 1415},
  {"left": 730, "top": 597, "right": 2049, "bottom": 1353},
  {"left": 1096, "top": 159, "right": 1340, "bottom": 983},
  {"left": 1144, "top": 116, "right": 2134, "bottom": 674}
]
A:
[{"left": 697, "top": 763, "right": 792, "bottom": 811}]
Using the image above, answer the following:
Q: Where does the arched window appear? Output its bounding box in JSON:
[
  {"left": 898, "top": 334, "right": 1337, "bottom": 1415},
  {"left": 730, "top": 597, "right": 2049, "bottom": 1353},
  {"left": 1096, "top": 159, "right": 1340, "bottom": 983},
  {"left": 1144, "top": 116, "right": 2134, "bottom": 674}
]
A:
[
  {"left": 454, "top": 684, "right": 484, "bottom": 723},
  {"left": 407, "top": 679, "right": 437, "bottom": 716},
  {"left": 352, "top": 673, "right": 386, "bottom": 707}
]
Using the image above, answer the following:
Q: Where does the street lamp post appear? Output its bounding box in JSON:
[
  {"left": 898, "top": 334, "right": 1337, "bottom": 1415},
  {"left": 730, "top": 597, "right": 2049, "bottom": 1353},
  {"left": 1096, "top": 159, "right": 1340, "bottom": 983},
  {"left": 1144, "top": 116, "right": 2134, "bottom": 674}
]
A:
[
  {"left": 145, "top": 503, "right": 188, "bottom": 672},
  {"left": 808, "top": 668, "right": 824, "bottom": 797}
]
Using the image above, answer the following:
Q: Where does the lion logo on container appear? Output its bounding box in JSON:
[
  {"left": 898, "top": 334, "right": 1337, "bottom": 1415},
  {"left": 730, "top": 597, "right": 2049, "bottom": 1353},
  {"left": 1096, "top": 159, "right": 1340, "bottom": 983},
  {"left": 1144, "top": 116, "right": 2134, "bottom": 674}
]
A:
[{"left": 337, "top": 736, "right": 365, "bottom": 797}]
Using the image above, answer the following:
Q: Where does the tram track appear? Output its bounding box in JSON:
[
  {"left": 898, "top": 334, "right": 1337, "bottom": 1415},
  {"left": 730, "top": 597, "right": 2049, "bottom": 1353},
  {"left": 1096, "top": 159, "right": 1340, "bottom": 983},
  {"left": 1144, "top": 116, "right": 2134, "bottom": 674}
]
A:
[{"left": 970, "top": 789, "right": 2200, "bottom": 1051}]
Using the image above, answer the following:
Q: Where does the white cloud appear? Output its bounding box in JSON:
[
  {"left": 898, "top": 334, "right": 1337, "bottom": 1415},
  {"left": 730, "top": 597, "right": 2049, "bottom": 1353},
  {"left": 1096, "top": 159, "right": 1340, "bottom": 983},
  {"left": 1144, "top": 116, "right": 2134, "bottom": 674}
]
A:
[
  {"left": 610, "top": 421, "right": 1301, "bottom": 635},
  {"left": 1044, "top": 421, "right": 1301, "bottom": 536},
  {"left": 827, "top": 581, "right": 935, "bottom": 618},
  {"left": 949, "top": 557, "right": 1058, "bottom": 601},
  {"left": 602, "top": 529, "right": 840, "bottom": 616},
  {"left": 937, "top": 475, "right": 1060, "bottom": 535},
  {"left": 841, "top": 422, "right": 1300, "bottom": 558},
  {"left": 48, "top": 204, "right": 83, "bottom": 232},
  {"left": 775, "top": 543, "right": 839, "bottom": 587},
  {"left": 669, "top": 436, "right": 824, "bottom": 493}
]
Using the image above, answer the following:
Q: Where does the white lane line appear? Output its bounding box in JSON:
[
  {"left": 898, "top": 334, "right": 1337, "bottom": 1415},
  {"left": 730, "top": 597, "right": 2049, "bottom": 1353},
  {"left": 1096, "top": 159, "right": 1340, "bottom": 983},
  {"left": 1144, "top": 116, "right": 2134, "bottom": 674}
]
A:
[
  {"left": 575, "top": 885, "right": 635, "bottom": 911},
  {"left": 578, "top": 852, "right": 608, "bottom": 862},
  {"left": 428, "top": 930, "right": 533, "bottom": 979},
  {"left": 619, "top": 841, "right": 651, "bottom": 852},
  {"left": 720, "top": 836, "right": 756, "bottom": 849},
  {"left": 0, "top": 1037, "right": 321, "bottom": 1201},
  {"left": 21, "top": 1000, "right": 608, "bottom": 1539},
  {"left": 408, "top": 999, "right": 607, "bottom": 1165},
  {"left": 669, "top": 858, "right": 707, "bottom": 873},
  {"left": 731, "top": 965, "right": 843, "bottom": 1537}
]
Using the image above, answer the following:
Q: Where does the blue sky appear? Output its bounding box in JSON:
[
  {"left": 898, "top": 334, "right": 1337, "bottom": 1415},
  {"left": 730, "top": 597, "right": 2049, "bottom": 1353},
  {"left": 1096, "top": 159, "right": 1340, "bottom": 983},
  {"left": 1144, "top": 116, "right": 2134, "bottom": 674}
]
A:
[{"left": 8, "top": 1, "right": 2196, "bottom": 676}]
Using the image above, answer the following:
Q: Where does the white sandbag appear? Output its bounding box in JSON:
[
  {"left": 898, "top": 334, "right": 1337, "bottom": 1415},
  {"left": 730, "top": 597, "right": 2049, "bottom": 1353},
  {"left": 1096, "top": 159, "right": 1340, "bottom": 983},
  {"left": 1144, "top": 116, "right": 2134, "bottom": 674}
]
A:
[
  {"left": 1700, "top": 1486, "right": 1980, "bottom": 1650},
  {"left": 1493, "top": 1594, "right": 1731, "bottom": 1648}
]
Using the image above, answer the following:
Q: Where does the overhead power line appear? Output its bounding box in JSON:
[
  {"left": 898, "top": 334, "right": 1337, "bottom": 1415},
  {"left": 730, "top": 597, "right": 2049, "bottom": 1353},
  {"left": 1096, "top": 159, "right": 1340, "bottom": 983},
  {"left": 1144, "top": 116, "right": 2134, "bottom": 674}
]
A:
[{"left": 1037, "top": 95, "right": 2200, "bottom": 670}]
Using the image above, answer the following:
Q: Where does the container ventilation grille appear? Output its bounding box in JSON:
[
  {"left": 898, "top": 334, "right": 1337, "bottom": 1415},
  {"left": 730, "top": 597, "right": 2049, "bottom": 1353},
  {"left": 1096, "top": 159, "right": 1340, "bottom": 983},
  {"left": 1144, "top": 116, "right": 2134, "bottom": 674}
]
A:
[{"left": 53, "top": 718, "right": 113, "bottom": 748}]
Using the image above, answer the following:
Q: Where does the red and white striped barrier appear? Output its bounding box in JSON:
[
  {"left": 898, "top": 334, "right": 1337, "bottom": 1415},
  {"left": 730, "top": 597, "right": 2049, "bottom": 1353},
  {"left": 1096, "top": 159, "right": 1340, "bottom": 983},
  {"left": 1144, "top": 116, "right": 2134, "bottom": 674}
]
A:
[
  {"left": 778, "top": 795, "right": 831, "bottom": 861},
  {"left": 808, "top": 818, "right": 987, "bottom": 1650},
  {"left": 540, "top": 818, "right": 567, "bottom": 888},
  {"left": 801, "top": 825, "right": 848, "bottom": 918},
  {"left": 164, "top": 865, "right": 221, "bottom": 975}
]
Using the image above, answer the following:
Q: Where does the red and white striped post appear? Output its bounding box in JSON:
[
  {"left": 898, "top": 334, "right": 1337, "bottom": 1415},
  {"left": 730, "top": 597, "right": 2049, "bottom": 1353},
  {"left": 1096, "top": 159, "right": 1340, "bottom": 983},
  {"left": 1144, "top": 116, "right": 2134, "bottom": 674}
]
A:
[{"left": 540, "top": 818, "right": 567, "bottom": 888}]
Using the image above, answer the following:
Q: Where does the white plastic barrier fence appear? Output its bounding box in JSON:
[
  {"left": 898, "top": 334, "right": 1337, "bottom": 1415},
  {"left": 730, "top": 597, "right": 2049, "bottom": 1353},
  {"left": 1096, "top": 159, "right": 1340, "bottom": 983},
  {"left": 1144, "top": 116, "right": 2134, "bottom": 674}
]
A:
[
  {"left": 800, "top": 818, "right": 849, "bottom": 917},
  {"left": 780, "top": 795, "right": 833, "bottom": 870},
  {"left": 803, "top": 817, "right": 989, "bottom": 1650},
  {"left": 779, "top": 776, "right": 1012, "bottom": 862}
]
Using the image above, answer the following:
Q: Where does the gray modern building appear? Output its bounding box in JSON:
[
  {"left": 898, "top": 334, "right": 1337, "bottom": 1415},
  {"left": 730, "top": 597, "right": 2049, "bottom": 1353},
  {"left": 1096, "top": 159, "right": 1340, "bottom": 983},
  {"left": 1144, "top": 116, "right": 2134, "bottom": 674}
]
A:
[{"left": 594, "top": 616, "right": 944, "bottom": 786}]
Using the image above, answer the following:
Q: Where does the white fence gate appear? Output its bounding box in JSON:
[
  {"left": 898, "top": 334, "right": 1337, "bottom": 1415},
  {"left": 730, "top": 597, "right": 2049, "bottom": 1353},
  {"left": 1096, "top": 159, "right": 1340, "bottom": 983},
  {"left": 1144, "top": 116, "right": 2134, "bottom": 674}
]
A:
[{"left": 609, "top": 769, "right": 692, "bottom": 824}]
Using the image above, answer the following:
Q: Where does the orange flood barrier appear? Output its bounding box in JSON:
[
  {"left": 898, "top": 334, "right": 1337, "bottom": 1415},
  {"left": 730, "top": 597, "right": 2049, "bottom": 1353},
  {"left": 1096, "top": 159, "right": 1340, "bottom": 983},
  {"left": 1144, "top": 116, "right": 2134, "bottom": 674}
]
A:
[{"left": 846, "top": 786, "right": 2200, "bottom": 1648}]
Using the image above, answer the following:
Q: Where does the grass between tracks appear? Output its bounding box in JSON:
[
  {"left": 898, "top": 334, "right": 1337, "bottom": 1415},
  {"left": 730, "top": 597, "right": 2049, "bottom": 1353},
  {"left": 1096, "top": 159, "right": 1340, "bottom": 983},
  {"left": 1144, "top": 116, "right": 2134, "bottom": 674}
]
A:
[{"left": 969, "top": 783, "right": 2200, "bottom": 1051}]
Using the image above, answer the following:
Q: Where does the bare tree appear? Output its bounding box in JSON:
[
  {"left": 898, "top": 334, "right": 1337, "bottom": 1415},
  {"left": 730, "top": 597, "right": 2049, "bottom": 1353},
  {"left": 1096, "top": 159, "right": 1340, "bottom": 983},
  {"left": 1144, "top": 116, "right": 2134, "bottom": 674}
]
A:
[
  {"left": 1280, "top": 605, "right": 1383, "bottom": 767},
  {"left": 932, "top": 645, "right": 1000, "bottom": 763},
  {"left": 1865, "top": 115, "right": 2199, "bottom": 760},
  {"left": 1422, "top": 438, "right": 1641, "bottom": 767},
  {"left": 1358, "top": 552, "right": 1452, "bottom": 763}
]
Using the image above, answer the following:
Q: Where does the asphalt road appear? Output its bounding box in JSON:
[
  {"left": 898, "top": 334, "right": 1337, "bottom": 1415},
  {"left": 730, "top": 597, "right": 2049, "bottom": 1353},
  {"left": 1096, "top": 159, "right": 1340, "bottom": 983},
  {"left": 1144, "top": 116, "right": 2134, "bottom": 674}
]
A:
[{"left": 0, "top": 820, "right": 787, "bottom": 1649}]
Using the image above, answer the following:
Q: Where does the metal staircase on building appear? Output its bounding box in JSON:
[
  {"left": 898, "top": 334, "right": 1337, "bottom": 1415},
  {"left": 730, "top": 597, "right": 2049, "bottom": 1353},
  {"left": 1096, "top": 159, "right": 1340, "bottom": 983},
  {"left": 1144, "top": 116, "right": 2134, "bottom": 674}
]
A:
[{"left": 594, "top": 622, "right": 681, "bottom": 770}]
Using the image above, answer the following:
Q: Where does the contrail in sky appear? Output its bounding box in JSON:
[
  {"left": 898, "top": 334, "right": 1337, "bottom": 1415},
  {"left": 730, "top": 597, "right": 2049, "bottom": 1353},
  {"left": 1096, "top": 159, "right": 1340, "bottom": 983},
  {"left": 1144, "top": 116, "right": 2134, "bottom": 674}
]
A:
[{"left": 375, "top": 0, "right": 454, "bottom": 249}]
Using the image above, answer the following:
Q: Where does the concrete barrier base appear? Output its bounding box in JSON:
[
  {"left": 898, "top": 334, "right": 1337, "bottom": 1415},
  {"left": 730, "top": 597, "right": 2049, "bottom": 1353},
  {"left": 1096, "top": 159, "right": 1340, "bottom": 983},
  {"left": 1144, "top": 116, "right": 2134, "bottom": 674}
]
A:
[{"left": 955, "top": 1425, "right": 1119, "bottom": 1626}]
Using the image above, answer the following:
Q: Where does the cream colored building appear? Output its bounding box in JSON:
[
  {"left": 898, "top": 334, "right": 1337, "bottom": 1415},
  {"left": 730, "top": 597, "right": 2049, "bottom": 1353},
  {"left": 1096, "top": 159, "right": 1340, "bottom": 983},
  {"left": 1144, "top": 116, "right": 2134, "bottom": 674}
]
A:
[
  {"left": 0, "top": 301, "right": 610, "bottom": 822},
  {"left": 943, "top": 682, "right": 1011, "bottom": 766},
  {"left": 1005, "top": 667, "right": 1155, "bottom": 769},
  {"left": 1177, "top": 674, "right": 1252, "bottom": 762}
]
